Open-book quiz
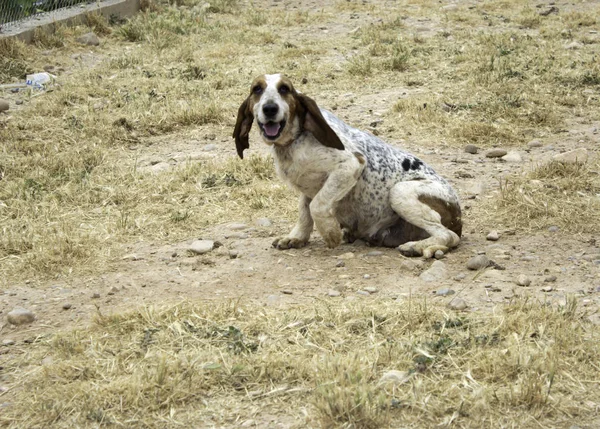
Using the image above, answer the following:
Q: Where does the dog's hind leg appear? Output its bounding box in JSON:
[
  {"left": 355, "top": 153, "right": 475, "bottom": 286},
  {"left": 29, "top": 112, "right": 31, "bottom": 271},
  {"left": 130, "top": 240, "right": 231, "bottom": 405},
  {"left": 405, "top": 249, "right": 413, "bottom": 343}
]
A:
[{"left": 389, "top": 179, "right": 462, "bottom": 258}]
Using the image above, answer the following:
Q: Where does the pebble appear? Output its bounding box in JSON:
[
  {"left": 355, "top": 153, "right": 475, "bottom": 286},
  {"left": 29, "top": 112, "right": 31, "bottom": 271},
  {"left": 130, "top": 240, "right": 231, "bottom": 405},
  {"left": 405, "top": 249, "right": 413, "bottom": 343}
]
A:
[
  {"left": 62, "top": 303, "right": 72, "bottom": 310},
  {"left": 502, "top": 151, "right": 522, "bottom": 163},
  {"left": 464, "top": 144, "right": 479, "bottom": 154},
  {"left": 378, "top": 370, "right": 410, "bottom": 386},
  {"left": 419, "top": 260, "right": 448, "bottom": 282},
  {"left": 255, "top": 218, "right": 272, "bottom": 227},
  {"left": 281, "top": 289, "right": 293, "bottom": 295},
  {"left": 327, "top": 289, "right": 341, "bottom": 297},
  {"left": 466, "top": 255, "right": 490, "bottom": 270},
  {"left": 363, "top": 274, "right": 371, "bottom": 279},
  {"left": 92, "top": 292, "right": 101, "bottom": 299},
  {"left": 336, "top": 260, "right": 345, "bottom": 268},
  {"left": 564, "top": 41, "right": 583, "bottom": 50},
  {"left": 527, "top": 140, "right": 543, "bottom": 148},
  {"left": 544, "top": 275, "right": 557, "bottom": 283},
  {"left": 108, "top": 286, "right": 119, "bottom": 295},
  {"left": 0, "top": 99, "right": 9, "bottom": 113},
  {"left": 363, "top": 286, "right": 378, "bottom": 294},
  {"left": 521, "top": 255, "right": 537, "bottom": 261},
  {"left": 76, "top": 32, "right": 100, "bottom": 46},
  {"left": 548, "top": 226, "right": 559, "bottom": 233},
  {"left": 454, "top": 273, "right": 466, "bottom": 281},
  {"left": 552, "top": 148, "right": 588, "bottom": 164},
  {"left": 7, "top": 308, "right": 36, "bottom": 325},
  {"left": 189, "top": 240, "right": 214, "bottom": 254},
  {"left": 447, "top": 298, "right": 468, "bottom": 311},
  {"left": 541, "top": 286, "right": 553, "bottom": 292},
  {"left": 2, "top": 339, "right": 15, "bottom": 346},
  {"left": 486, "top": 231, "right": 499, "bottom": 241},
  {"left": 228, "top": 223, "right": 248, "bottom": 230},
  {"left": 436, "top": 288, "right": 455, "bottom": 296},
  {"left": 15, "top": 100, "right": 23, "bottom": 105},
  {"left": 357, "top": 290, "right": 370, "bottom": 296},
  {"left": 122, "top": 253, "right": 141, "bottom": 261},
  {"left": 485, "top": 149, "right": 507, "bottom": 158},
  {"left": 434, "top": 250, "right": 445, "bottom": 259},
  {"left": 202, "top": 144, "right": 217, "bottom": 151},
  {"left": 516, "top": 274, "right": 531, "bottom": 287},
  {"left": 229, "top": 250, "right": 239, "bottom": 259},
  {"left": 365, "top": 250, "right": 383, "bottom": 257}
]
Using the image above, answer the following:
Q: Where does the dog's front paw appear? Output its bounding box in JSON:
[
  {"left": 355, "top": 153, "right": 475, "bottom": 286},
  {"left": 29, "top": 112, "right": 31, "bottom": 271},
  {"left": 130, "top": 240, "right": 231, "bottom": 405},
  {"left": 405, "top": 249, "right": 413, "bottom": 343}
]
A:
[
  {"left": 272, "top": 236, "right": 308, "bottom": 250},
  {"left": 398, "top": 241, "right": 448, "bottom": 258}
]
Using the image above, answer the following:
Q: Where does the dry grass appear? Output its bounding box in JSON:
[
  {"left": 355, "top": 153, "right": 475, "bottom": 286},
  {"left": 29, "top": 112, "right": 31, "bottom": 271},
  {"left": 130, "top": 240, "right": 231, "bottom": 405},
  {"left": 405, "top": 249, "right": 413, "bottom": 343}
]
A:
[
  {"left": 489, "top": 160, "right": 600, "bottom": 233},
  {"left": 0, "top": 0, "right": 599, "bottom": 280},
  {"left": 1, "top": 297, "right": 599, "bottom": 428}
]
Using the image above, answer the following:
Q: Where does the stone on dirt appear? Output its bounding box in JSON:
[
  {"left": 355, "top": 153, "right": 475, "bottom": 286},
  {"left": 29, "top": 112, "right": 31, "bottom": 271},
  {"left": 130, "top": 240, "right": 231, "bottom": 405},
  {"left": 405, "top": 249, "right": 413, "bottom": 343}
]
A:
[
  {"left": 447, "top": 298, "right": 468, "bottom": 311},
  {"left": 62, "top": 303, "right": 72, "bottom": 310},
  {"left": 436, "top": 288, "right": 455, "bottom": 296},
  {"left": 255, "top": 218, "right": 272, "bottom": 227},
  {"left": 228, "top": 223, "right": 248, "bottom": 230},
  {"left": 464, "top": 144, "right": 479, "bottom": 154},
  {"left": 467, "top": 255, "right": 490, "bottom": 270},
  {"left": 486, "top": 230, "right": 500, "bottom": 241},
  {"left": 364, "top": 286, "right": 378, "bottom": 294},
  {"left": 189, "top": 240, "right": 214, "bottom": 254},
  {"left": 7, "top": 308, "right": 35, "bottom": 325},
  {"left": 502, "top": 151, "right": 522, "bottom": 163},
  {"left": 327, "top": 289, "right": 341, "bottom": 297},
  {"left": 365, "top": 250, "right": 383, "bottom": 257},
  {"left": 527, "top": 140, "right": 543, "bottom": 148},
  {"left": 552, "top": 148, "right": 588, "bottom": 164},
  {"left": 0, "top": 100, "right": 9, "bottom": 113},
  {"left": 419, "top": 260, "right": 448, "bottom": 282},
  {"left": 485, "top": 149, "right": 507, "bottom": 158},
  {"left": 516, "top": 274, "right": 531, "bottom": 287},
  {"left": 434, "top": 250, "right": 445, "bottom": 259},
  {"left": 379, "top": 370, "right": 410, "bottom": 386},
  {"left": 76, "top": 32, "right": 100, "bottom": 46}
]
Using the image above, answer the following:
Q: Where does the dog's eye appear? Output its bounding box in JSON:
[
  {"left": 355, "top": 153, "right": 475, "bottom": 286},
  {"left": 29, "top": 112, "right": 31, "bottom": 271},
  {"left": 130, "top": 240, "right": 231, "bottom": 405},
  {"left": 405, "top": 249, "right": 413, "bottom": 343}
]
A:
[
  {"left": 252, "top": 85, "right": 263, "bottom": 95},
  {"left": 278, "top": 85, "right": 290, "bottom": 94}
]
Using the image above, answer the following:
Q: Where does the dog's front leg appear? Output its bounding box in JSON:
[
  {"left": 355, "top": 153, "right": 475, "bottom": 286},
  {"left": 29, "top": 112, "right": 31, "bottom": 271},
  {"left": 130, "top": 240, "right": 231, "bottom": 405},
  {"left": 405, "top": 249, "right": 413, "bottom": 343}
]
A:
[
  {"left": 310, "top": 154, "right": 365, "bottom": 248},
  {"left": 273, "top": 194, "right": 314, "bottom": 249}
]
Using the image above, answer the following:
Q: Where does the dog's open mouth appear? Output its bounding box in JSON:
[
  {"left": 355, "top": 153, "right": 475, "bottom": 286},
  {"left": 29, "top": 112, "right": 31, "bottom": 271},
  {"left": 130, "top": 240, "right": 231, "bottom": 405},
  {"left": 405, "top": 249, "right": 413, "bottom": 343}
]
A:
[{"left": 258, "top": 120, "right": 286, "bottom": 140}]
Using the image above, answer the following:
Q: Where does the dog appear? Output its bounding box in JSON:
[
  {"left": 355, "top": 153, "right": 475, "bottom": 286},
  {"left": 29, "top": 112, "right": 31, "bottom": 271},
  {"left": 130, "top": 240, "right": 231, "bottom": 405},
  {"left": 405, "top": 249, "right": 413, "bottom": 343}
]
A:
[{"left": 233, "top": 74, "right": 462, "bottom": 258}]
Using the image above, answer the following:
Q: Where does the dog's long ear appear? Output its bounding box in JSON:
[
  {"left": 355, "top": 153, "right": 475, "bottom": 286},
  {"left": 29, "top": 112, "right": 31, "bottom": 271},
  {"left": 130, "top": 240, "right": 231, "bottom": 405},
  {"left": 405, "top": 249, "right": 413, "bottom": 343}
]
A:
[
  {"left": 296, "top": 93, "right": 344, "bottom": 151},
  {"left": 232, "top": 96, "right": 254, "bottom": 159}
]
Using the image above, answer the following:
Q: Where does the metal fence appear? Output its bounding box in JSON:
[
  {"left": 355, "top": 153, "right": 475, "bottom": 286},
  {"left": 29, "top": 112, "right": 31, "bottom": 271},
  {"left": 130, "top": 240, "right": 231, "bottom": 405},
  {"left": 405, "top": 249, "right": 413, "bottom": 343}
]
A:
[{"left": 0, "top": 0, "right": 94, "bottom": 28}]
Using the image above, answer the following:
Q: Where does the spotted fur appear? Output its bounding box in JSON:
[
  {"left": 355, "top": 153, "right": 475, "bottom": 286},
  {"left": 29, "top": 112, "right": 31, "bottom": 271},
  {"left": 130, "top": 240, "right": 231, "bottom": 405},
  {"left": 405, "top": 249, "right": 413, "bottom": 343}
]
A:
[{"left": 233, "top": 74, "right": 462, "bottom": 257}]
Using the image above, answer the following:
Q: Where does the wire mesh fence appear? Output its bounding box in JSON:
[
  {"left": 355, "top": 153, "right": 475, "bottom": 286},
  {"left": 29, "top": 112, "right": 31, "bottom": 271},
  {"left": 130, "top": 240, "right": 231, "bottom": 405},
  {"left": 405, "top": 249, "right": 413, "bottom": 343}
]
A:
[{"left": 0, "top": 0, "right": 95, "bottom": 28}]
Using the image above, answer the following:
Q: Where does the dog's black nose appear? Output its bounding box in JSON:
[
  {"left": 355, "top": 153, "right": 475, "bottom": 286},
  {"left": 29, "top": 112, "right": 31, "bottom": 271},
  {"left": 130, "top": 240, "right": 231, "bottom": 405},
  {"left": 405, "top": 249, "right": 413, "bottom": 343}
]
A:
[{"left": 262, "top": 103, "right": 279, "bottom": 118}]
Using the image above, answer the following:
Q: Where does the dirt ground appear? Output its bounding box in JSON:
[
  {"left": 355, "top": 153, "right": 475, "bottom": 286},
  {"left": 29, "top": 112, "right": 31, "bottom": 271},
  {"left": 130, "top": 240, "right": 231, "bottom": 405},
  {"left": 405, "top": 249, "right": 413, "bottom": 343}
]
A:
[{"left": 1, "top": 0, "right": 600, "bottom": 426}]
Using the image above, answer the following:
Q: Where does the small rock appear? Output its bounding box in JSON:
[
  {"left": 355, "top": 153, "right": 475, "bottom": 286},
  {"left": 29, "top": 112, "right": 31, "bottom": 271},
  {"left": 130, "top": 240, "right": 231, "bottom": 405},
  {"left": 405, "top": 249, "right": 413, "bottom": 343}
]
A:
[
  {"left": 2, "top": 339, "right": 16, "bottom": 346},
  {"left": 363, "top": 274, "right": 371, "bottom": 279},
  {"left": 447, "top": 298, "right": 468, "bottom": 311},
  {"left": 539, "top": 6, "right": 558, "bottom": 16},
  {"left": 92, "top": 293, "right": 101, "bottom": 299},
  {"left": 229, "top": 250, "right": 239, "bottom": 259},
  {"left": 336, "top": 260, "right": 346, "bottom": 268},
  {"left": 108, "top": 286, "right": 119, "bottom": 295},
  {"left": 228, "top": 223, "right": 248, "bottom": 230},
  {"left": 7, "top": 308, "right": 35, "bottom": 325},
  {"left": 454, "top": 273, "right": 466, "bottom": 281},
  {"left": 202, "top": 144, "right": 217, "bottom": 151},
  {"left": 544, "top": 275, "right": 557, "bottom": 283},
  {"left": 15, "top": 100, "right": 23, "bottom": 105},
  {"left": 434, "top": 250, "right": 445, "bottom": 259},
  {"left": 76, "top": 32, "right": 100, "bottom": 46},
  {"left": 436, "top": 288, "right": 455, "bottom": 296},
  {"left": 281, "top": 289, "right": 293, "bottom": 295},
  {"left": 327, "top": 289, "right": 341, "bottom": 297},
  {"left": 255, "top": 218, "right": 272, "bottom": 227},
  {"left": 541, "top": 286, "right": 553, "bottom": 292},
  {"left": 189, "top": 240, "right": 214, "bottom": 254},
  {"left": 122, "top": 253, "right": 141, "bottom": 261},
  {"left": 502, "top": 151, "right": 522, "bottom": 163},
  {"left": 0, "top": 99, "right": 9, "bottom": 113},
  {"left": 467, "top": 255, "right": 490, "bottom": 270},
  {"left": 266, "top": 294, "right": 280, "bottom": 305},
  {"left": 225, "top": 232, "right": 248, "bottom": 239},
  {"left": 379, "top": 370, "right": 410, "bottom": 386},
  {"left": 552, "top": 148, "right": 588, "bottom": 164},
  {"left": 357, "top": 290, "right": 370, "bottom": 296},
  {"left": 486, "top": 231, "right": 500, "bottom": 241},
  {"left": 364, "top": 286, "right": 378, "bottom": 294},
  {"left": 548, "top": 226, "right": 559, "bottom": 233},
  {"left": 527, "top": 140, "right": 543, "bottom": 148},
  {"left": 464, "top": 144, "right": 479, "bottom": 154},
  {"left": 62, "top": 303, "right": 72, "bottom": 310},
  {"left": 485, "top": 149, "right": 507, "bottom": 158},
  {"left": 365, "top": 250, "right": 383, "bottom": 257},
  {"left": 564, "top": 41, "right": 583, "bottom": 50},
  {"left": 420, "top": 260, "right": 448, "bottom": 282},
  {"left": 516, "top": 274, "right": 531, "bottom": 287}
]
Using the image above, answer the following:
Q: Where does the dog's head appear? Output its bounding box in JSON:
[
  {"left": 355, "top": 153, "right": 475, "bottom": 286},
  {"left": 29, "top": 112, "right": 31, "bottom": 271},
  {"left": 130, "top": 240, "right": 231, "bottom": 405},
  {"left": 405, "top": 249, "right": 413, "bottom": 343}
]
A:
[{"left": 233, "top": 74, "right": 344, "bottom": 159}]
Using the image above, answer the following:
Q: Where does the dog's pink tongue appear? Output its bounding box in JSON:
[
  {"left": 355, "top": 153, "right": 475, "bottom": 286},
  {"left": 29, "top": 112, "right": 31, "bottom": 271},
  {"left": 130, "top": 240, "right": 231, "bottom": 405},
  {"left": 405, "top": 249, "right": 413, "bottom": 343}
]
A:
[{"left": 264, "top": 122, "right": 280, "bottom": 137}]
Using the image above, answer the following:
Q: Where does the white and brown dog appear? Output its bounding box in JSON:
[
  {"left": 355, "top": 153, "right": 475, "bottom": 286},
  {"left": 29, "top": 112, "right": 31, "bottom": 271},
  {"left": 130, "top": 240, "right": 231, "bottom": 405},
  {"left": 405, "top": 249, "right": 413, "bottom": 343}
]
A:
[{"left": 233, "top": 74, "right": 462, "bottom": 258}]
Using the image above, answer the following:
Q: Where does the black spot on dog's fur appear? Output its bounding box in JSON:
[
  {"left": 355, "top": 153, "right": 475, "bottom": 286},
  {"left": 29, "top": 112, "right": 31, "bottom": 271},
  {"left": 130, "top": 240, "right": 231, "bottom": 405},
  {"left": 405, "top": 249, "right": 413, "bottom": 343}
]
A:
[
  {"left": 402, "top": 159, "right": 411, "bottom": 171},
  {"left": 410, "top": 159, "right": 423, "bottom": 170}
]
